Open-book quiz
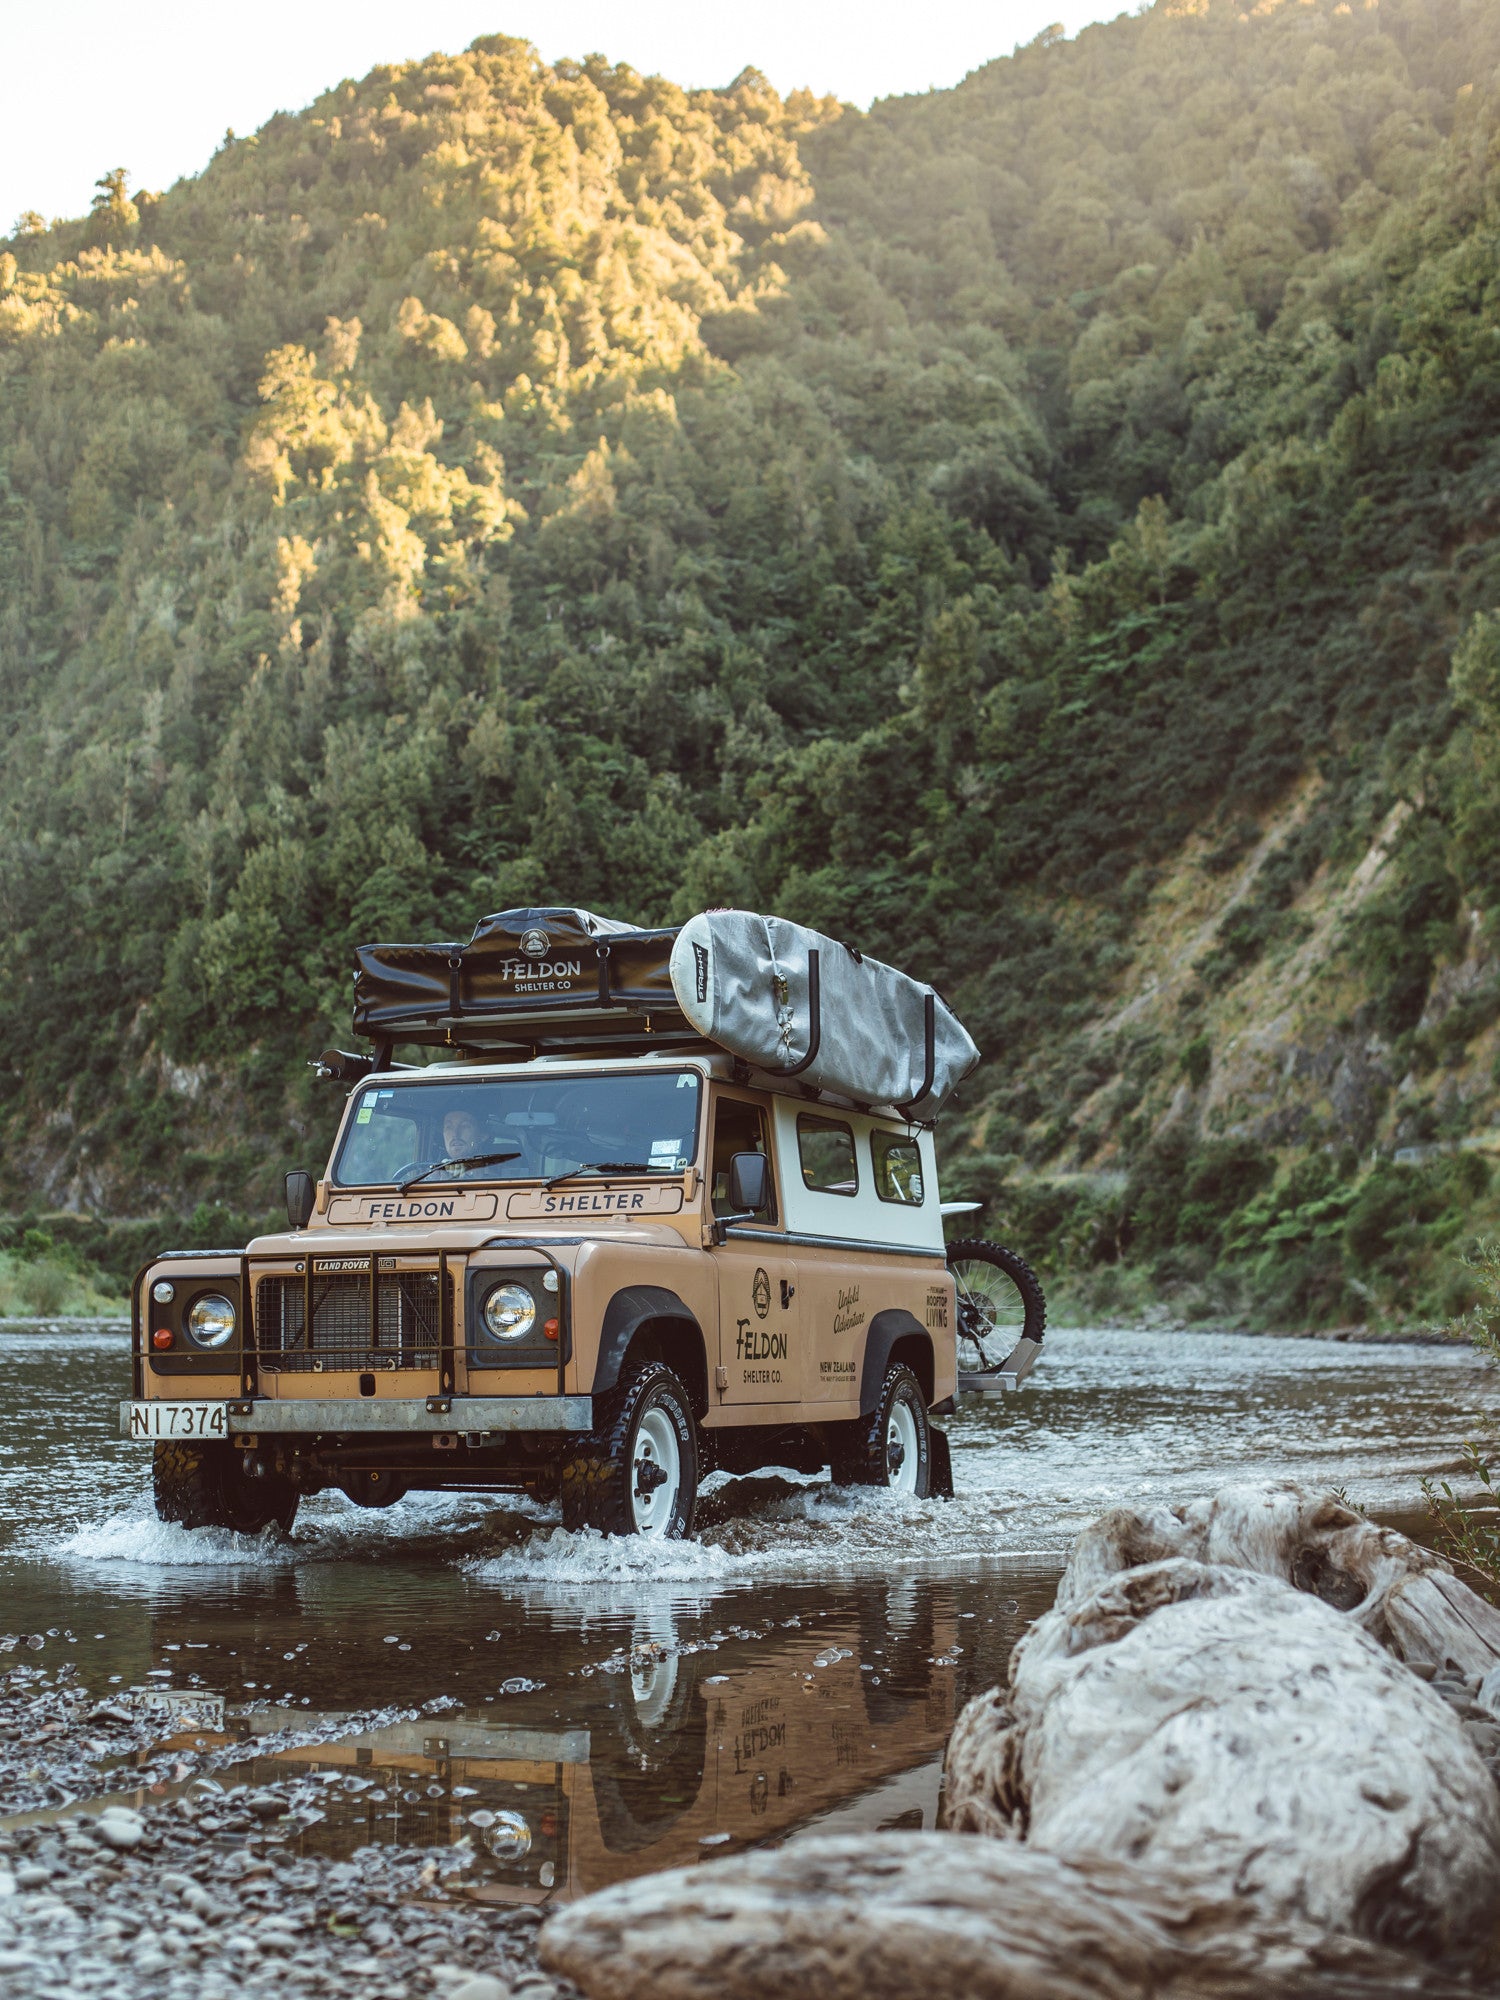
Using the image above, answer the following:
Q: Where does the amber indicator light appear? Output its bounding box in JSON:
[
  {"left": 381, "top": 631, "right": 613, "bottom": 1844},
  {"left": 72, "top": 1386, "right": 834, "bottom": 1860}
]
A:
[{"left": 152, "top": 1328, "right": 174, "bottom": 1350}]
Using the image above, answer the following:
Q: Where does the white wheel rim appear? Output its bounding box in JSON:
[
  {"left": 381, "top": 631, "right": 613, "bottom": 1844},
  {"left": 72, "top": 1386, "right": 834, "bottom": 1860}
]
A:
[
  {"left": 884, "top": 1398, "right": 921, "bottom": 1494},
  {"left": 952, "top": 1259, "right": 1024, "bottom": 1369},
  {"left": 630, "top": 1648, "right": 679, "bottom": 1724},
  {"left": 630, "top": 1405, "right": 681, "bottom": 1537},
  {"left": 630, "top": 1607, "right": 679, "bottom": 1725}
]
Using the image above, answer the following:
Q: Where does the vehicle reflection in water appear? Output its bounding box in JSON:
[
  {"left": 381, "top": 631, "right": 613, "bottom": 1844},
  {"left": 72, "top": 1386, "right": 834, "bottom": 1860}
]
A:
[
  {"left": 130, "top": 1577, "right": 1023, "bottom": 1905},
  {"left": 16, "top": 1322, "right": 1485, "bottom": 1900}
]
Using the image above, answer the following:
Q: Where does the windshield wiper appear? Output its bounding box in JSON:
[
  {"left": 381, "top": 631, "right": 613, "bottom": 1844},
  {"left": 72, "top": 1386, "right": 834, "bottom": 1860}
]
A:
[
  {"left": 544, "top": 1161, "right": 670, "bottom": 1190},
  {"left": 396, "top": 1150, "right": 521, "bottom": 1191}
]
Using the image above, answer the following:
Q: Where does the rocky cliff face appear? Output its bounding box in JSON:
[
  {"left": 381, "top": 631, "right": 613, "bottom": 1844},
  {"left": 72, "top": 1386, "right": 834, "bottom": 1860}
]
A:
[{"left": 1047, "top": 786, "right": 1495, "bottom": 1168}]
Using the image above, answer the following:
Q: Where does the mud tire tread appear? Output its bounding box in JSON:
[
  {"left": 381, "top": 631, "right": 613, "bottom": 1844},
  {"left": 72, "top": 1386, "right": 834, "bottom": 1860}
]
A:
[
  {"left": 151, "top": 1439, "right": 298, "bottom": 1535},
  {"left": 559, "top": 1449, "right": 611, "bottom": 1533},
  {"left": 561, "top": 1360, "right": 699, "bottom": 1538},
  {"left": 829, "top": 1363, "right": 932, "bottom": 1496},
  {"left": 152, "top": 1440, "right": 219, "bottom": 1528}
]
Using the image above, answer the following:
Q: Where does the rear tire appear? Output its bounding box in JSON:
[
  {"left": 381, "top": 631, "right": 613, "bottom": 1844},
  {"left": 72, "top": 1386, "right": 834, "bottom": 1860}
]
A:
[
  {"left": 560, "top": 1360, "right": 699, "bottom": 1539},
  {"left": 830, "top": 1364, "right": 932, "bottom": 1497},
  {"left": 152, "top": 1441, "right": 299, "bottom": 1534}
]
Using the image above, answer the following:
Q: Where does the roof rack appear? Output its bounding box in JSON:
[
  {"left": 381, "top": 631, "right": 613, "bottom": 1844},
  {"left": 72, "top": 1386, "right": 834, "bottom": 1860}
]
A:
[{"left": 337, "top": 903, "right": 976, "bottom": 1122}]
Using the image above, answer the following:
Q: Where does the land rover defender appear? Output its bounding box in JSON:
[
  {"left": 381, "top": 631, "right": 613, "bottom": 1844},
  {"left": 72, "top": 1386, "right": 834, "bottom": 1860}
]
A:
[{"left": 123, "top": 908, "right": 1042, "bottom": 1539}]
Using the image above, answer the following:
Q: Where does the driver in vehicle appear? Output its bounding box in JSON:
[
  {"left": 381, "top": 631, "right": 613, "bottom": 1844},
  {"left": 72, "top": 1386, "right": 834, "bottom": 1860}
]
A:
[
  {"left": 443, "top": 1106, "right": 483, "bottom": 1161},
  {"left": 436, "top": 1103, "right": 529, "bottom": 1181}
]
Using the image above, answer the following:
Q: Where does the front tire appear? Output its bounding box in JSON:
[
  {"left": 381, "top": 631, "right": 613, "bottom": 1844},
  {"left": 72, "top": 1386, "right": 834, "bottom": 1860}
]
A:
[
  {"left": 831, "top": 1364, "right": 932, "bottom": 1497},
  {"left": 561, "top": 1361, "right": 699, "bottom": 1539},
  {"left": 152, "top": 1441, "right": 299, "bottom": 1534}
]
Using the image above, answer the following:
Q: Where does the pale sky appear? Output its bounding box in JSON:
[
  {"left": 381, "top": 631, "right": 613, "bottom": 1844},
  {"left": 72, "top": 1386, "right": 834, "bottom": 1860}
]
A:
[{"left": 2, "top": 0, "right": 1126, "bottom": 232}]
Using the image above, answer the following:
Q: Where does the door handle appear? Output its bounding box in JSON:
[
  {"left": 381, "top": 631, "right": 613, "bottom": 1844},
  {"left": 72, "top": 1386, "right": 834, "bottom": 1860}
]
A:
[{"left": 780, "top": 1280, "right": 795, "bottom": 1309}]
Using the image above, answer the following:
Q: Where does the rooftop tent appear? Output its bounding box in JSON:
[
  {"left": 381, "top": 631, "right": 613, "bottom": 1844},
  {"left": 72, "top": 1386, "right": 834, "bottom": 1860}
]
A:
[
  {"left": 351, "top": 906, "right": 979, "bottom": 1118},
  {"left": 352, "top": 907, "right": 683, "bottom": 1036}
]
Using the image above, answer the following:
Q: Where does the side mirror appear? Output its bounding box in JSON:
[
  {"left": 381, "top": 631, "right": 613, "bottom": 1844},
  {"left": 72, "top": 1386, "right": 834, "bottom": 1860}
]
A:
[
  {"left": 728, "top": 1152, "right": 769, "bottom": 1215},
  {"left": 285, "top": 1170, "right": 315, "bottom": 1231}
]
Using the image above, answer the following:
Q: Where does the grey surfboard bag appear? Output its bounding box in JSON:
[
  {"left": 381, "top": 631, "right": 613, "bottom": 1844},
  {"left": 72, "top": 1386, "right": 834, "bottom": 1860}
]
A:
[{"left": 669, "top": 910, "right": 978, "bottom": 1121}]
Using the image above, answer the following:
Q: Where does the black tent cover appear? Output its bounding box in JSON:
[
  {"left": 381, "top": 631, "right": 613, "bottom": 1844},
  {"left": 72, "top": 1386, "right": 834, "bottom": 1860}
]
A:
[{"left": 352, "top": 907, "right": 683, "bottom": 1042}]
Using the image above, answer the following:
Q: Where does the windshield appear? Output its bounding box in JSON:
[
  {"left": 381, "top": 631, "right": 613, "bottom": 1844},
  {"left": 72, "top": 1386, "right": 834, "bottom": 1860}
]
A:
[{"left": 332, "top": 1070, "right": 702, "bottom": 1188}]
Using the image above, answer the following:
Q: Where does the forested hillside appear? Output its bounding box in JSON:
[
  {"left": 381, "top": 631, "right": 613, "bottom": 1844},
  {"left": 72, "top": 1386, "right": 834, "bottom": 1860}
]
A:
[{"left": 5, "top": 0, "right": 1500, "bottom": 1323}]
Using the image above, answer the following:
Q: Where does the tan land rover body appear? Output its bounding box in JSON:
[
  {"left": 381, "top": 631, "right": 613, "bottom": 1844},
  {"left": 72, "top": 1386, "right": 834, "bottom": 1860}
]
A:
[{"left": 123, "top": 907, "right": 1039, "bottom": 1539}]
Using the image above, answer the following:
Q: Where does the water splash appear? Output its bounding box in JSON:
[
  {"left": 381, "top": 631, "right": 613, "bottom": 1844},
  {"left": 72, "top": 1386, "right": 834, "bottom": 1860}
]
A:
[{"left": 54, "top": 1509, "right": 296, "bottom": 1568}]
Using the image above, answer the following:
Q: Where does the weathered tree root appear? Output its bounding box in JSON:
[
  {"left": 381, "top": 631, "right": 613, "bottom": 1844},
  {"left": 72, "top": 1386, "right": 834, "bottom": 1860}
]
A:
[
  {"left": 538, "top": 1833, "right": 1482, "bottom": 1999},
  {"left": 541, "top": 1484, "right": 1500, "bottom": 1998}
]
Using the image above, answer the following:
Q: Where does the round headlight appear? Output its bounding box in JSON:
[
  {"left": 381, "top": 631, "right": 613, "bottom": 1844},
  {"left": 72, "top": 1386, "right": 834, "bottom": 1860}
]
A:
[
  {"left": 482, "top": 1283, "right": 536, "bottom": 1342},
  {"left": 186, "top": 1293, "right": 236, "bottom": 1350},
  {"left": 152, "top": 1280, "right": 175, "bottom": 1304}
]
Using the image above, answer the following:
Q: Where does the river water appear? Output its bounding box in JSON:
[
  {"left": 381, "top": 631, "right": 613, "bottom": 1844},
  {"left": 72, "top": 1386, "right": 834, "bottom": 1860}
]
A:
[{"left": 1, "top": 1321, "right": 1496, "bottom": 1906}]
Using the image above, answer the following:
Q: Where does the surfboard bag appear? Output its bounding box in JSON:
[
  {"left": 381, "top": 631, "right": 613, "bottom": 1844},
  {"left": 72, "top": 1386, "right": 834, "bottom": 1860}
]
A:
[
  {"left": 668, "top": 910, "right": 978, "bottom": 1121},
  {"left": 352, "top": 905, "right": 978, "bottom": 1119}
]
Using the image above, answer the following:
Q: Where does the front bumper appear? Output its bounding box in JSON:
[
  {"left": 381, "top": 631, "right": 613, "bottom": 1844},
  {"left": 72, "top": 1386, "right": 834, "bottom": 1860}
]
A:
[{"left": 121, "top": 1395, "right": 593, "bottom": 1438}]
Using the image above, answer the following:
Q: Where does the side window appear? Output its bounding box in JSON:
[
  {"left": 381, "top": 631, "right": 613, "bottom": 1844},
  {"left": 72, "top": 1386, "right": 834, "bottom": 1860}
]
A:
[
  {"left": 872, "top": 1131, "right": 925, "bottom": 1206},
  {"left": 797, "top": 1115, "right": 857, "bottom": 1196},
  {"left": 710, "top": 1099, "right": 777, "bottom": 1223}
]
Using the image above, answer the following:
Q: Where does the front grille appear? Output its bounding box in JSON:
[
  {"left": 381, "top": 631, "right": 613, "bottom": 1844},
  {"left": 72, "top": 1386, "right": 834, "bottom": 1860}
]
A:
[{"left": 255, "top": 1271, "right": 455, "bottom": 1373}]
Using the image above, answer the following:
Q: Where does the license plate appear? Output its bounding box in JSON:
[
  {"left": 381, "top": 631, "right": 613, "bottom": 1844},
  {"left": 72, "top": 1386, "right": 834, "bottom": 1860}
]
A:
[
  {"left": 124, "top": 1687, "right": 226, "bottom": 1731},
  {"left": 125, "top": 1402, "right": 227, "bottom": 1440}
]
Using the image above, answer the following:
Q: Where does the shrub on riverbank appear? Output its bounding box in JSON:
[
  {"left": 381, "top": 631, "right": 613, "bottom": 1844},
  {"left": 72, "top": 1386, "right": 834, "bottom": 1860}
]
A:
[
  {"left": 1426, "top": 1247, "right": 1500, "bottom": 1589},
  {"left": 0, "top": 1229, "right": 123, "bottom": 1317},
  {"left": 946, "top": 1144, "right": 1499, "bottom": 1331},
  {"left": 0, "top": 1203, "right": 279, "bottom": 1317}
]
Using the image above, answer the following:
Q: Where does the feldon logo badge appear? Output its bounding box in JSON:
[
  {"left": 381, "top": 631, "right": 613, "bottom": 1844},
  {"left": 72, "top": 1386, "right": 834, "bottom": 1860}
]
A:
[
  {"left": 752, "top": 1267, "right": 771, "bottom": 1320},
  {"left": 520, "top": 928, "right": 550, "bottom": 956}
]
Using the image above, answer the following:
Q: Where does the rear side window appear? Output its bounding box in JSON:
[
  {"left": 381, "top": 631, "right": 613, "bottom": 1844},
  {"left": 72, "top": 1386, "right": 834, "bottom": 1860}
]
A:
[
  {"left": 872, "top": 1132, "right": 925, "bottom": 1205},
  {"left": 798, "top": 1115, "right": 857, "bottom": 1195}
]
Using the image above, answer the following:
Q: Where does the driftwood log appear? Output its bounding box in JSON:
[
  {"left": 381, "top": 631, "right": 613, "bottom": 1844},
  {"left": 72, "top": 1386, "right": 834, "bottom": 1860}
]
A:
[
  {"left": 541, "top": 1485, "right": 1500, "bottom": 1998},
  {"left": 944, "top": 1558, "right": 1500, "bottom": 1957},
  {"left": 539, "top": 1834, "right": 1481, "bottom": 2000},
  {"left": 1054, "top": 1482, "right": 1500, "bottom": 1681}
]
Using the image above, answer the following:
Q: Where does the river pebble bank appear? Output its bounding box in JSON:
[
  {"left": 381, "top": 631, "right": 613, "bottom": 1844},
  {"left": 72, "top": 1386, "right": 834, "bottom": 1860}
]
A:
[
  {"left": 0, "top": 1655, "right": 577, "bottom": 1999},
  {"left": 0, "top": 1808, "right": 570, "bottom": 1999},
  {"left": 0, "top": 1650, "right": 460, "bottom": 1818}
]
